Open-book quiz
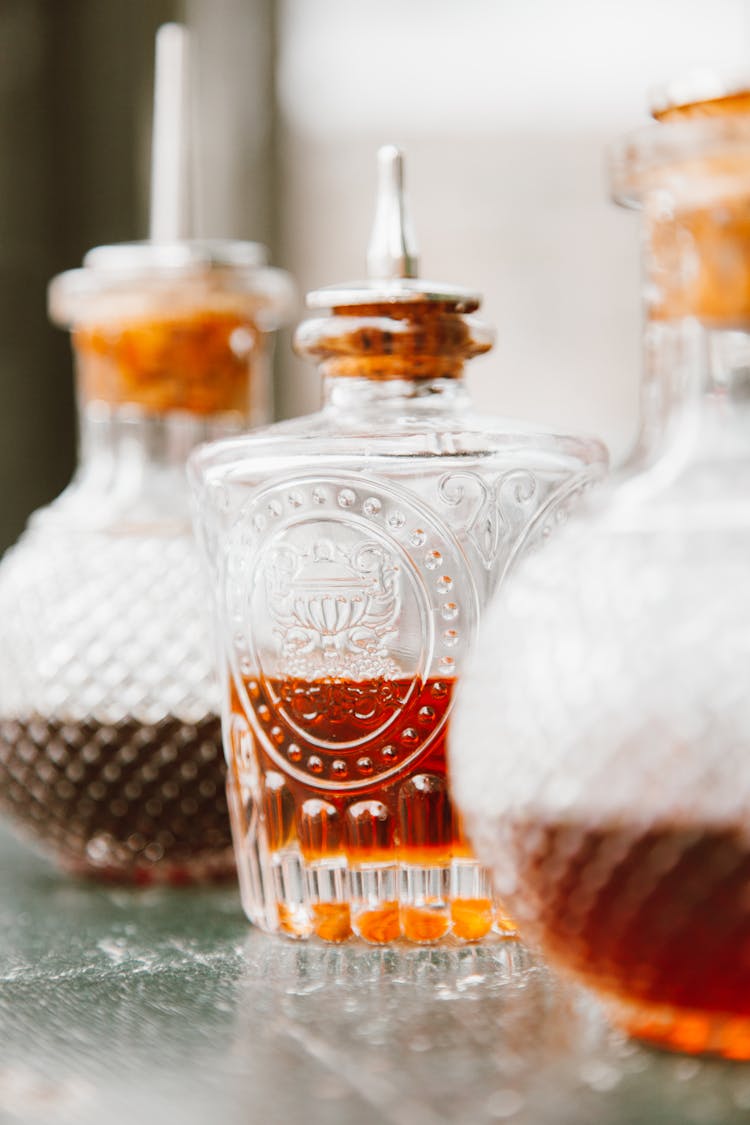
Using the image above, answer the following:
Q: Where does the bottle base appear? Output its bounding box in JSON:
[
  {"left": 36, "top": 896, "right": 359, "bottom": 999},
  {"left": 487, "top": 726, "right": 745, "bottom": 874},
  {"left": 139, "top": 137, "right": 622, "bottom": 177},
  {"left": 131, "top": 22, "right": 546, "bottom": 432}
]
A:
[
  {"left": 58, "top": 847, "right": 237, "bottom": 887},
  {"left": 0, "top": 712, "right": 233, "bottom": 886},
  {"left": 609, "top": 995, "right": 750, "bottom": 1059},
  {"left": 255, "top": 904, "right": 519, "bottom": 946},
  {"left": 236, "top": 841, "right": 518, "bottom": 945}
]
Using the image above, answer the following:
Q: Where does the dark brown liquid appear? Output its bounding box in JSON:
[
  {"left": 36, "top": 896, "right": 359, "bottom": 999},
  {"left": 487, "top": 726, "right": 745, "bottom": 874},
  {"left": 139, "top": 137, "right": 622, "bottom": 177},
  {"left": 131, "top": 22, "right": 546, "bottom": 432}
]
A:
[
  {"left": 0, "top": 714, "right": 233, "bottom": 884},
  {"left": 511, "top": 817, "right": 750, "bottom": 1055}
]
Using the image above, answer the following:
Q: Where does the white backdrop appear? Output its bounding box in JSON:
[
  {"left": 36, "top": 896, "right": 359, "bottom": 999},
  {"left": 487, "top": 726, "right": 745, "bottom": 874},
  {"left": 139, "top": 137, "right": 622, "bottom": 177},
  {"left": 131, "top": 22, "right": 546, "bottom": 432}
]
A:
[{"left": 274, "top": 0, "right": 750, "bottom": 463}]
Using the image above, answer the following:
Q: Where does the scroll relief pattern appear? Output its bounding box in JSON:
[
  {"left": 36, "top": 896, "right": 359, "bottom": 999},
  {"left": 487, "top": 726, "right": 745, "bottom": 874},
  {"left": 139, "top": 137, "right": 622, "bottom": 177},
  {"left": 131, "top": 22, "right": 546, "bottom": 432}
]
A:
[
  {"left": 436, "top": 467, "right": 602, "bottom": 578},
  {"left": 437, "top": 469, "right": 540, "bottom": 571}
]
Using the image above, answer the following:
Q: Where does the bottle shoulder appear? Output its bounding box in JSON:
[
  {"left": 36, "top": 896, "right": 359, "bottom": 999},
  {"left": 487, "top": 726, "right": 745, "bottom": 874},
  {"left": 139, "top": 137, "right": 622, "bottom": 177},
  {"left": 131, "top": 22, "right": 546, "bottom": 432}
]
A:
[
  {"left": 20, "top": 473, "right": 195, "bottom": 536},
  {"left": 190, "top": 406, "right": 608, "bottom": 486}
]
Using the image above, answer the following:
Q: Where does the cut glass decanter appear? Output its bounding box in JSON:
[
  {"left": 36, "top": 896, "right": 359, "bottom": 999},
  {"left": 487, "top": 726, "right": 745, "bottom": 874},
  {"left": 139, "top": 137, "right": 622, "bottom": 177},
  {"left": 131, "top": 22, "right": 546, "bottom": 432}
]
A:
[
  {"left": 0, "top": 241, "right": 293, "bottom": 883},
  {"left": 451, "top": 80, "right": 750, "bottom": 1054}
]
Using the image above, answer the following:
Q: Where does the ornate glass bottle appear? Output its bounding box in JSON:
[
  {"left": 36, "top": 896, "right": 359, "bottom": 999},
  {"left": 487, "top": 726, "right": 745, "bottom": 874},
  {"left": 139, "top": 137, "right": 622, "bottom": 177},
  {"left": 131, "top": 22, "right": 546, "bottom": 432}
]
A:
[
  {"left": 0, "top": 22, "right": 295, "bottom": 884},
  {"left": 191, "top": 147, "right": 606, "bottom": 942},
  {"left": 0, "top": 241, "right": 293, "bottom": 883},
  {"left": 451, "top": 85, "right": 750, "bottom": 1052}
]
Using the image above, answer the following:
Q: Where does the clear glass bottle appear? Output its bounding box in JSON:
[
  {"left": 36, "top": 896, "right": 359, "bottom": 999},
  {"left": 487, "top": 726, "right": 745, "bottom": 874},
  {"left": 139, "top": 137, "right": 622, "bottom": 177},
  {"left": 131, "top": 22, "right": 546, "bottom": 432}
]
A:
[
  {"left": 451, "top": 88, "right": 750, "bottom": 1053},
  {"left": 0, "top": 239, "right": 294, "bottom": 882},
  {"left": 190, "top": 147, "right": 606, "bottom": 942}
]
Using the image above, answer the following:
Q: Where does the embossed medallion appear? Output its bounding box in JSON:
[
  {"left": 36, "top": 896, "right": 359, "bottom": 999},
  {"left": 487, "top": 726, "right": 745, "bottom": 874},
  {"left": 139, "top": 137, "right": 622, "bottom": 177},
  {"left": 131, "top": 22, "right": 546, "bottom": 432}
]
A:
[{"left": 225, "top": 474, "right": 479, "bottom": 790}]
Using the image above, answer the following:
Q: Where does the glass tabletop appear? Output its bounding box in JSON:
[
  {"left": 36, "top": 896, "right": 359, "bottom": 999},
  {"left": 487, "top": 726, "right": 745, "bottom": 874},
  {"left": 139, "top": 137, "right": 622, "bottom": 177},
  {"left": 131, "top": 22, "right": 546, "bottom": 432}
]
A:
[{"left": 1, "top": 823, "right": 749, "bottom": 1125}]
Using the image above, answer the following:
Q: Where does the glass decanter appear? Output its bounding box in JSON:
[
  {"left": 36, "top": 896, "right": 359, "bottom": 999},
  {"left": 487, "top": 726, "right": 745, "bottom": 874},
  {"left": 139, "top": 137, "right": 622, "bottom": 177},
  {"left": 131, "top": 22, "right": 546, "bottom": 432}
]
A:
[
  {"left": 190, "top": 146, "right": 606, "bottom": 943},
  {"left": 451, "top": 84, "right": 750, "bottom": 1054},
  {"left": 0, "top": 239, "right": 293, "bottom": 882}
]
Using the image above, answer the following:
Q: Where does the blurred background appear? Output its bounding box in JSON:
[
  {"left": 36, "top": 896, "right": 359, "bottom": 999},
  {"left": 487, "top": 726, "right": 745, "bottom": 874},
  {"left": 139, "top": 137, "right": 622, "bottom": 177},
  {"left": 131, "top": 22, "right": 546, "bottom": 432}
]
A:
[{"left": 2, "top": 0, "right": 750, "bottom": 553}]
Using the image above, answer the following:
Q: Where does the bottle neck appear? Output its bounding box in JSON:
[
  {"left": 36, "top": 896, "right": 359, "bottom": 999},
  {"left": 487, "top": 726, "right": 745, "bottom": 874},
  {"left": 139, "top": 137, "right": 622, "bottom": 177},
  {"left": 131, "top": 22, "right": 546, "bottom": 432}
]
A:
[
  {"left": 322, "top": 372, "right": 472, "bottom": 417},
  {"left": 67, "top": 400, "right": 245, "bottom": 525},
  {"left": 57, "top": 310, "right": 270, "bottom": 523},
  {"left": 632, "top": 320, "right": 750, "bottom": 473}
]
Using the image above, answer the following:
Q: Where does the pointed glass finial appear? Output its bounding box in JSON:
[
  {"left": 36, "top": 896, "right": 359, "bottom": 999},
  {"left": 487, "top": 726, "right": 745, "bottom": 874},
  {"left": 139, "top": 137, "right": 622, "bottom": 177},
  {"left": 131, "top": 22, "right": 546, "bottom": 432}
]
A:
[{"left": 366, "top": 145, "right": 419, "bottom": 280}]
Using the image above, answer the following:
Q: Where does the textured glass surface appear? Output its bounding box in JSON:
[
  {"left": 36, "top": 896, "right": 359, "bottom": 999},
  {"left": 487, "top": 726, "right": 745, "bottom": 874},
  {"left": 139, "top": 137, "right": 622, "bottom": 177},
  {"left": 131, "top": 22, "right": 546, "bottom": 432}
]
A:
[
  {"left": 2, "top": 824, "right": 750, "bottom": 1125},
  {"left": 451, "top": 393, "right": 750, "bottom": 1057},
  {"left": 0, "top": 520, "right": 229, "bottom": 880},
  {"left": 0, "top": 411, "right": 239, "bottom": 882}
]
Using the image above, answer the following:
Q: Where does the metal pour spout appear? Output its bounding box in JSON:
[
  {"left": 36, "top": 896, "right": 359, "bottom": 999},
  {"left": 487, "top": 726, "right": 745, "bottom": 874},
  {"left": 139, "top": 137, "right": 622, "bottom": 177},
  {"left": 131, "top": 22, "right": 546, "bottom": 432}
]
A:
[
  {"left": 149, "top": 22, "right": 192, "bottom": 242},
  {"left": 366, "top": 146, "right": 420, "bottom": 281}
]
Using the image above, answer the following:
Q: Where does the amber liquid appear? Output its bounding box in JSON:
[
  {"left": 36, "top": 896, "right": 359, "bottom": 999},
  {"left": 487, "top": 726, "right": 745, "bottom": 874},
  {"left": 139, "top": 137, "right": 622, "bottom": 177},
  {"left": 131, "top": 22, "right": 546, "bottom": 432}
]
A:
[
  {"left": 256, "top": 677, "right": 459, "bottom": 850},
  {"left": 0, "top": 714, "right": 234, "bottom": 884},
  {"left": 511, "top": 817, "right": 750, "bottom": 1057},
  {"left": 229, "top": 675, "right": 513, "bottom": 943}
]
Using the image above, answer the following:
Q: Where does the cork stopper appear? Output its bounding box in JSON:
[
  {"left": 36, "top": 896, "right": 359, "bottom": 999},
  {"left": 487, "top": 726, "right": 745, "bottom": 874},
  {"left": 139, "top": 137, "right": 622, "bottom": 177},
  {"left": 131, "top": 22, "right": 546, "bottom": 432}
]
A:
[
  {"left": 612, "top": 78, "right": 750, "bottom": 327},
  {"left": 295, "top": 147, "right": 493, "bottom": 379}
]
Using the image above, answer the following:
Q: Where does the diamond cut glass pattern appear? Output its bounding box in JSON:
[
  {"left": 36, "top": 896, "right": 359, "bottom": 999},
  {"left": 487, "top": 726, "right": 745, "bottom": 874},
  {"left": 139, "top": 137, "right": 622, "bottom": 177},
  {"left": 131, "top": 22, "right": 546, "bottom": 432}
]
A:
[
  {"left": 0, "top": 237, "right": 293, "bottom": 881},
  {"left": 0, "top": 523, "right": 231, "bottom": 880},
  {"left": 451, "top": 101, "right": 750, "bottom": 1055}
]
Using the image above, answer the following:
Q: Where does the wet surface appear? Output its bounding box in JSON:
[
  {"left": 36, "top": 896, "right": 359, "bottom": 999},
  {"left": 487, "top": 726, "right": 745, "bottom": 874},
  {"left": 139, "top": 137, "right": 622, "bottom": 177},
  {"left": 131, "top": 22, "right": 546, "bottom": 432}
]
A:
[{"left": 1, "top": 823, "right": 749, "bottom": 1125}]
